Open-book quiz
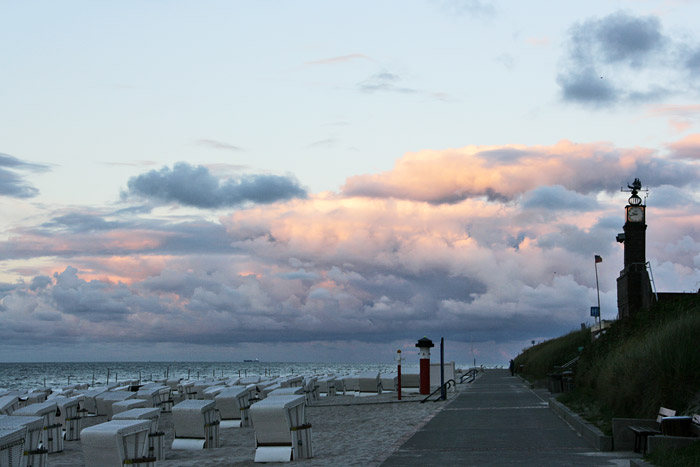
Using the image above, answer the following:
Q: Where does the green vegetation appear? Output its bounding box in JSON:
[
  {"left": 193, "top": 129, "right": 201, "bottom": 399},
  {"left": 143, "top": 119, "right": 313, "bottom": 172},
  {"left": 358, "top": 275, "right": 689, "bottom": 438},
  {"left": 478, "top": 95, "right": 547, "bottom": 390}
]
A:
[
  {"left": 514, "top": 328, "right": 589, "bottom": 381},
  {"left": 646, "top": 441, "right": 700, "bottom": 467},
  {"left": 514, "top": 296, "right": 700, "bottom": 435}
]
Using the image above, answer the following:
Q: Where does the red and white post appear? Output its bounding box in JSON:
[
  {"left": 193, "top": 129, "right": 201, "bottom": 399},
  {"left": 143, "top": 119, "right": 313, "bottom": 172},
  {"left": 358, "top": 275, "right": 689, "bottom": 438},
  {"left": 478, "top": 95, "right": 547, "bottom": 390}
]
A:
[
  {"left": 396, "top": 349, "right": 403, "bottom": 400},
  {"left": 416, "top": 337, "right": 435, "bottom": 395}
]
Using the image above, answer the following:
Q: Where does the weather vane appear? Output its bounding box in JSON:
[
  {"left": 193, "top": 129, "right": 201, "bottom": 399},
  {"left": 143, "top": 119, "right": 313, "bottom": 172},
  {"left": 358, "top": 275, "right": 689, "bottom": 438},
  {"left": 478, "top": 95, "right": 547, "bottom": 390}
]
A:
[{"left": 621, "top": 178, "right": 647, "bottom": 206}]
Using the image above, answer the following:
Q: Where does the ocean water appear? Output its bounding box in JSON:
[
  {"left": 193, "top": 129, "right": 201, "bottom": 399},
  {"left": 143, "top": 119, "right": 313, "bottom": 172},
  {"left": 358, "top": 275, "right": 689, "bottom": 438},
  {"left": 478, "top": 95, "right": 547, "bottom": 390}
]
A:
[{"left": 0, "top": 361, "right": 427, "bottom": 392}]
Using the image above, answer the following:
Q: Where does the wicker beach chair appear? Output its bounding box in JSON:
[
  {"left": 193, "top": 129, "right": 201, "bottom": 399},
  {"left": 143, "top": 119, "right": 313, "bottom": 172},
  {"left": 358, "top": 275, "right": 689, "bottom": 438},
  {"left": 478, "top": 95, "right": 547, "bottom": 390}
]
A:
[
  {"left": 81, "top": 419, "right": 153, "bottom": 467},
  {"left": 215, "top": 386, "right": 251, "bottom": 428},
  {"left": 171, "top": 399, "right": 220, "bottom": 450},
  {"left": 0, "top": 425, "right": 26, "bottom": 467},
  {"left": 0, "top": 414, "right": 45, "bottom": 467},
  {"left": 250, "top": 394, "right": 312, "bottom": 462},
  {"left": 113, "top": 408, "right": 164, "bottom": 461},
  {"left": 12, "top": 400, "right": 63, "bottom": 454}
]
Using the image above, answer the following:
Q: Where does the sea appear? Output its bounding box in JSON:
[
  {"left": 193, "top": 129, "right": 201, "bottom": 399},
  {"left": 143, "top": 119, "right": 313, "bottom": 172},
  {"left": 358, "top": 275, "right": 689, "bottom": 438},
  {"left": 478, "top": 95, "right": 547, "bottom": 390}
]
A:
[{"left": 0, "top": 361, "right": 431, "bottom": 392}]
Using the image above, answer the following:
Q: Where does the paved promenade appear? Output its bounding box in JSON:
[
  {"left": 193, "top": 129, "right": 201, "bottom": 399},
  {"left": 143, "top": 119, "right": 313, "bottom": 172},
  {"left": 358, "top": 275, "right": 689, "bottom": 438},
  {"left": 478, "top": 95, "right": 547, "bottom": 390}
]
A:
[{"left": 381, "top": 369, "right": 638, "bottom": 466}]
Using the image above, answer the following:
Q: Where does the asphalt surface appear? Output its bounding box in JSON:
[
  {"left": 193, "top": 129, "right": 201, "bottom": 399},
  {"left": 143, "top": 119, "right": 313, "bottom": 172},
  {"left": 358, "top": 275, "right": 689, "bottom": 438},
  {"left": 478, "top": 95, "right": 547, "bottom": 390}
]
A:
[{"left": 381, "top": 369, "right": 637, "bottom": 466}]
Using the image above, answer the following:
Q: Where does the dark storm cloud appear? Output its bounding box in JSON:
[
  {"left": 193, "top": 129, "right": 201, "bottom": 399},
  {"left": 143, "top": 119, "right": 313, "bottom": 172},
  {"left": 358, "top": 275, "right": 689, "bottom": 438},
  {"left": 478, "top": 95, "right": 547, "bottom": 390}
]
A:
[
  {"left": 556, "top": 11, "right": 687, "bottom": 106},
  {"left": 0, "top": 153, "right": 50, "bottom": 199},
  {"left": 124, "top": 163, "right": 307, "bottom": 208}
]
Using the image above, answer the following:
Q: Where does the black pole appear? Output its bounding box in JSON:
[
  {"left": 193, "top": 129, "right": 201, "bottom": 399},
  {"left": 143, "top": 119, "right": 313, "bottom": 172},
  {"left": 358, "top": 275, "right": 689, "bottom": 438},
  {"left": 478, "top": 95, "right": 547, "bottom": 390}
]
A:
[{"left": 440, "top": 337, "right": 446, "bottom": 400}]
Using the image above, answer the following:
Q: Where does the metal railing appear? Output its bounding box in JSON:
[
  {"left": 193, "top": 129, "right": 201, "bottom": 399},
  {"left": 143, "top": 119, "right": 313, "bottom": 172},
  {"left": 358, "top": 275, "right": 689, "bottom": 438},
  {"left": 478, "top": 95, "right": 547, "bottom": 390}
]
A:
[
  {"left": 460, "top": 368, "right": 478, "bottom": 384},
  {"left": 421, "top": 379, "right": 457, "bottom": 403}
]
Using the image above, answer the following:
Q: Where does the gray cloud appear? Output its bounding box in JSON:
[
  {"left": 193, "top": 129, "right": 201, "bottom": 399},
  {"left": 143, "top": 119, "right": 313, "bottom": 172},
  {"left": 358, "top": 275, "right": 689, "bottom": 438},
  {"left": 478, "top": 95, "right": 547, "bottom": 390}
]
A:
[
  {"left": 0, "top": 153, "right": 50, "bottom": 199},
  {"left": 522, "top": 185, "right": 599, "bottom": 211},
  {"left": 557, "top": 11, "right": 692, "bottom": 106},
  {"left": 124, "top": 163, "right": 307, "bottom": 208}
]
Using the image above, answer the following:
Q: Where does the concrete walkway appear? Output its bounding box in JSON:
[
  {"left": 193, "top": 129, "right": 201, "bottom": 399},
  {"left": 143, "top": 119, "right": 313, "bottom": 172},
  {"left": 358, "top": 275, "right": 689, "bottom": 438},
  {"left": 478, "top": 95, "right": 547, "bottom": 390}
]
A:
[{"left": 381, "top": 369, "right": 639, "bottom": 466}]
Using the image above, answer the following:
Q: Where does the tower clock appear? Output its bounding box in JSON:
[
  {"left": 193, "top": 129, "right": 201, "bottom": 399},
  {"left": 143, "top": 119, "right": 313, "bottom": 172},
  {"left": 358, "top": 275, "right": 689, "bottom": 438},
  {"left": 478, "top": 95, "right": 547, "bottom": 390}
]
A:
[{"left": 617, "top": 178, "right": 653, "bottom": 318}]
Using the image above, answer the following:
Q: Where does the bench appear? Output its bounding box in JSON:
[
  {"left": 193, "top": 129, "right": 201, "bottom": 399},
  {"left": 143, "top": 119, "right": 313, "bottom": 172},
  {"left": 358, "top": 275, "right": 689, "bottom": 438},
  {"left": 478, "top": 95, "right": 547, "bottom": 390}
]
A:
[
  {"left": 646, "top": 413, "right": 700, "bottom": 454},
  {"left": 628, "top": 407, "right": 675, "bottom": 453}
]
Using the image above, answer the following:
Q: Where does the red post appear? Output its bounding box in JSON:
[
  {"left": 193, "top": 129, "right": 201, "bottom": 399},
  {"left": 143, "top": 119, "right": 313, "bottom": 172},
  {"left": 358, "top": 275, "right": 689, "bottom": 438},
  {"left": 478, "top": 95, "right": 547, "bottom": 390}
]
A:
[
  {"left": 416, "top": 337, "right": 434, "bottom": 395},
  {"left": 397, "top": 349, "right": 402, "bottom": 400}
]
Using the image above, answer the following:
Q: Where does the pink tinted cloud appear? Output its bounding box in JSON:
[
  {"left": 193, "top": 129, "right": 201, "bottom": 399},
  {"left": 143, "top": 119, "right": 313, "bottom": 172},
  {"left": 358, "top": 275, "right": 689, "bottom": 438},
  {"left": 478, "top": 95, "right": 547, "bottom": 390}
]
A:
[
  {"left": 667, "top": 134, "right": 700, "bottom": 159},
  {"left": 341, "top": 140, "right": 666, "bottom": 203}
]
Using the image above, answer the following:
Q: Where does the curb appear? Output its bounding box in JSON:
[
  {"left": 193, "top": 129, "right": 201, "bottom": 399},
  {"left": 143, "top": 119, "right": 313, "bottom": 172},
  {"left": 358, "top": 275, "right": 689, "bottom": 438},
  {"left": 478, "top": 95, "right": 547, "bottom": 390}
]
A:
[{"left": 549, "top": 398, "right": 614, "bottom": 451}]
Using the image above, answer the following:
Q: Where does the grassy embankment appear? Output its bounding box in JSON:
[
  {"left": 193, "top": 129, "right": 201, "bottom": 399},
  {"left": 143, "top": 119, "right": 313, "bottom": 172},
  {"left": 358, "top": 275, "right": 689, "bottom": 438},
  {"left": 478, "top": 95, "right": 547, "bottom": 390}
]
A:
[{"left": 514, "top": 296, "right": 700, "bottom": 441}]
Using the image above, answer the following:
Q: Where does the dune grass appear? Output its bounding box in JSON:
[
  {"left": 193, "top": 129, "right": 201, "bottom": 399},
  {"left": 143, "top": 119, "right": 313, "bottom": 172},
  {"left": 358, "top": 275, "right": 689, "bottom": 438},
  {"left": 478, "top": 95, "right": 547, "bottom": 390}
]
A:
[
  {"left": 513, "top": 328, "right": 589, "bottom": 382},
  {"left": 646, "top": 441, "right": 700, "bottom": 467},
  {"left": 514, "top": 296, "right": 700, "bottom": 436}
]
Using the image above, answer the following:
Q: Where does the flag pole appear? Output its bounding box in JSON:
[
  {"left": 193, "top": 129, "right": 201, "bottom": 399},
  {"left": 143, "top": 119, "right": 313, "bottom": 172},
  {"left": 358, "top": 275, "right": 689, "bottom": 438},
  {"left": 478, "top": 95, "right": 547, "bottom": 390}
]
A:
[{"left": 594, "top": 256, "right": 602, "bottom": 327}]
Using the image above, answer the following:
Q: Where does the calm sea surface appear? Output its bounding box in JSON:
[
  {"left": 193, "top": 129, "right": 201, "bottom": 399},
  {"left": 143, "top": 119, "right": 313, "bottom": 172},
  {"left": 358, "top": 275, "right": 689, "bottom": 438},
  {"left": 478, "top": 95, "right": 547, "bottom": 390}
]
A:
[{"left": 0, "top": 361, "right": 433, "bottom": 392}]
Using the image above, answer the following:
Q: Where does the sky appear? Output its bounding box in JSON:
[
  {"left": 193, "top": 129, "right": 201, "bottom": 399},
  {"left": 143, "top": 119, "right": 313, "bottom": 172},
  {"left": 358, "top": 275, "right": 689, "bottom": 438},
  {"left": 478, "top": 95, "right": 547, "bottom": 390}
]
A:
[{"left": 2, "top": 0, "right": 700, "bottom": 365}]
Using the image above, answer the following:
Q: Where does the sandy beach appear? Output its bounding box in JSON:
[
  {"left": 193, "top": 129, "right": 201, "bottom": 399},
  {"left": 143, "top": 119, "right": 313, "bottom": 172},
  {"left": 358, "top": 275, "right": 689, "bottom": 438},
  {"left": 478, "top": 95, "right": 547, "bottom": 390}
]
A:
[{"left": 44, "top": 389, "right": 454, "bottom": 466}]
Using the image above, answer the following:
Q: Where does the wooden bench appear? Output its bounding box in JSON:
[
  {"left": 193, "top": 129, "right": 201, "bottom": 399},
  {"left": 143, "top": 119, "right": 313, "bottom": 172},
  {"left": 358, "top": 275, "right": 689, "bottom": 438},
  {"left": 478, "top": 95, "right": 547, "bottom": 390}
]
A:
[{"left": 628, "top": 407, "right": 675, "bottom": 453}]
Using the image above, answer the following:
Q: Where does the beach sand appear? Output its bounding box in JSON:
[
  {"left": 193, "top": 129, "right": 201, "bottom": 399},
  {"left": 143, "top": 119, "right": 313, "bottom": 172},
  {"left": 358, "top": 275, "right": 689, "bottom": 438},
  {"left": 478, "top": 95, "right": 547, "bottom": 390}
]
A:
[{"left": 45, "top": 390, "right": 452, "bottom": 466}]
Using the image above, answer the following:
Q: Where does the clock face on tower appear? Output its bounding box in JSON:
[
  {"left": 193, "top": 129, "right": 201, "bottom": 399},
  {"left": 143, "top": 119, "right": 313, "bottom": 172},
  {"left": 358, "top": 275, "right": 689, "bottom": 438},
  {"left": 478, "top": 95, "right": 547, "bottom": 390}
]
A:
[{"left": 627, "top": 206, "right": 644, "bottom": 222}]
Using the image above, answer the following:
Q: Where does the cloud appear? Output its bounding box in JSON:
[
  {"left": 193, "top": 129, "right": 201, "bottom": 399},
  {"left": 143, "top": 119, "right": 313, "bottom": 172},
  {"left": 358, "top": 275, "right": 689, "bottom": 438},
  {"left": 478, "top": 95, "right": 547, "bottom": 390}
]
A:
[
  {"left": 341, "top": 140, "right": 699, "bottom": 203},
  {"left": 0, "top": 153, "right": 50, "bottom": 199},
  {"left": 556, "top": 11, "right": 693, "bottom": 106},
  {"left": 123, "top": 163, "right": 307, "bottom": 208},
  {"left": 435, "top": 0, "right": 496, "bottom": 18},
  {"left": 195, "top": 139, "right": 244, "bottom": 152},
  {"left": 667, "top": 134, "right": 700, "bottom": 159},
  {"left": 305, "top": 54, "right": 370, "bottom": 65},
  {"left": 521, "top": 185, "right": 599, "bottom": 211},
  {"left": 3, "top": 139, "right": 700, "bottom": 362}
]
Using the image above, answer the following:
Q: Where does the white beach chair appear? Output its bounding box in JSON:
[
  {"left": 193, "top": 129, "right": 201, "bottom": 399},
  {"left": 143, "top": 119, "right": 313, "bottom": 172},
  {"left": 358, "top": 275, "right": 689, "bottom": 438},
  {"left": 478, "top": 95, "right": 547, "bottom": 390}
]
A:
[
  {"left": 78, "top": 388, "right": 108, "bottom": 415},
  {"left": 342, "top": 374, "right": 360, "bottom": 393},
  {"left": 0, "top": 414, "right": 45, "bottom": 467},
  {"left": 0, "top": 425, "right": 26, "bottom": 467},
  {"left": 239, "top": 376, "right": 261, "bottom": 385},
  {"left": 136, "top": 385, "right": 171, "bottom": 411},
  {"left": 202, "top": 385, "right": 227, "bottom": 400},
  {"left": 302, "top": 377, "right": 319, "bottom": 403},
  {"left": 215, "top": 386, "right": 251, "bottom": 428},
  {"left": 95, "top": 391, "right": 134, "bottom": 420},
  {"left": 112, "top": 399, "right": 147, "bottom": 417},
  {"left": 23, "top": 391, "right": 48, "bottom": 406},
  {"left": 381, "top": 373, "right": 398, "bottom": 391},
  {"left": 0, "top": 397, "right": 19, "bottom": 416},
  {"left": 177, "top": 381, "right": 197, "bottom": 400},
  {"left": 260, "top": 383, "right": 282, "bottom": 399},
  {"left": 280, "top": 376, "right": 303, "bottom": 388},
  {"left": 357, "top": 371, "right": 382, "bottom": 395},
  {"left": 250, "top": 394, "right": 312, "bottom": 462},
  {"left": 52, "top": 395, "right": 83, "bottom": 441},
  {"left": 81, "top": 419, "right": 152, "bottom": 467},
  {"left": 171, "top": 399, "right": 220, "bottom": 450},
  {"left": 317, "top": 376, "right": 336, "bottom": 397},
  {"left": 113, "top": 408, "right": 164, "bottom": 461},
  {"left": 12, "top": 400, "right": 63, "bottom": 454},
  {"left": 268, "top": 387, "right": 304, "bottom": 397}
]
